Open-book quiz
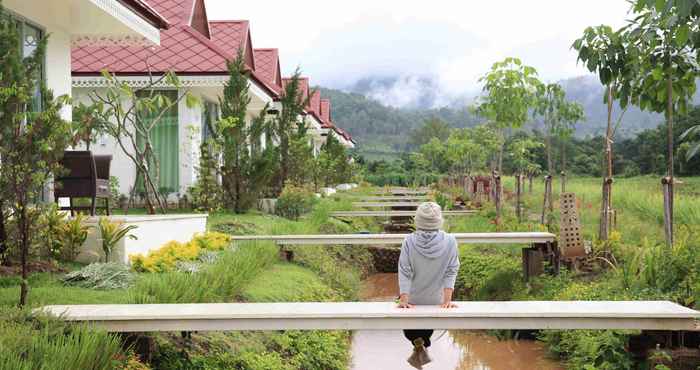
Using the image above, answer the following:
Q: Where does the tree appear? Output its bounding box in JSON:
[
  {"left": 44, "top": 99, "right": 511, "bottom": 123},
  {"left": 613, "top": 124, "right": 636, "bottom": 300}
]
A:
[
  {"left": 408, "top": 117, "right": 452, "bottom": 149},
  {"left": 477, "top": 57, "right": 542, "bottom": 172},
  {"left": 0, "top": 9, "right": 73, "bottom": 305},
  {"left": 509, "top": 137, "right": 543, "bottom": 221},
  {"left": 555, "top": 101, "right": 585, "bottom": 191},
  {"left": 217, "top": 52, "right": 252, "bottom": 213},
  {"left": 420, "top": 137, "right": 448, "bottom": 172},
  {"left": 573, "top": 24, "right": 633, "bottom": 241},
  {"left": 624, "top": 2, "right": 699, "bottom": 246},
  {"left": 534, "top": 83, "right": 567, "bottom": 175},
  {"left": 272, "top": 69, "right": 311, "bottom": 193},
  {"left": 680, "top": 124, "right": 700, "bottom": 160},
  {"left": 88, "top": 72, "right": 196, "bottom": 214}
]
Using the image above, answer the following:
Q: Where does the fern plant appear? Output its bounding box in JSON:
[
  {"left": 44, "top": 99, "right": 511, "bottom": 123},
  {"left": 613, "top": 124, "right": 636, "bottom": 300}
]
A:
[{"left": 97, "top": 217, "right": 137, "bottom": 263}]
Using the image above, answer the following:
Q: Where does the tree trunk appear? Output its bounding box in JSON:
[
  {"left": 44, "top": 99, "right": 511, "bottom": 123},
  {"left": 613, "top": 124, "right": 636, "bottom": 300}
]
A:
[
  {"left": 599, "top": 85, "right": 615, "bottom": 241},
  {"left": 528, "top": 173, "right": 533, "bottom": 194},
  {"left": 516, "top": 174, "right": 522, "bottom": 222},
  {"left": 19, "top": 208, "right": 28, "bottom": 307},
  {"left": 541, "top": 175, "right": 553, "bottom": 226},
  {"left": 664, "top": 77, "right": 674, "bottom": 247},
  {"left": 0, "top": 200, "right": 7, "bottom": 266},
  {"left": 560, "top": 140, "right": 567, "bottom": 193},
  {"left": 493, "top": 174, "right": 502, "bottom": 228},
  {"left": 545, "top": 116, "right": 553, "bottom": 175}
]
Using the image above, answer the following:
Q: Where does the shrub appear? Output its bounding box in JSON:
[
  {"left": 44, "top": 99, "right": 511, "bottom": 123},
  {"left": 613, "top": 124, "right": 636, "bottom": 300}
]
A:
[
  {"left": 62, "top": 262, "right": 134, "bottom": 290},
  {"left": 276, "top": 184, "right": 318, "bottom": 220},
  {"left": 0, "top": 307, "right": 126, "bottom": 370},
  {"left": 130, "top": 232, "right": 232, "bottom": 273},
  {"left": 130, "top": 242, "right": 277, "bottom": 303},
  {"left": 38, "top": 204, "right": 67, "bottom": 259},
  {"left": 61, "top": 213, "right": 90, "bottom": 261},
  {"left": 454, "top": 249, "right": 522, "bottom": 300}
]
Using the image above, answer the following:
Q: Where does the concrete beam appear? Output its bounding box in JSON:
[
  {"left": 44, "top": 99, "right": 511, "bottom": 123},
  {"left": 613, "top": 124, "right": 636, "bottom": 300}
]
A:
[
  {"left": 331, "top": 211, "right": 476, "bottom": 217},
  {"left": 352, "top": 196, "right": 430, "bottom": 202},
  {"left": 39, "top": 301, "right": 700, "bottom": 332},
  {"left": 353, "top": 202, "right": 421, "bottom": 208},
  {"left": 229, "top": 232, "right": 556, "bottom": 245}
]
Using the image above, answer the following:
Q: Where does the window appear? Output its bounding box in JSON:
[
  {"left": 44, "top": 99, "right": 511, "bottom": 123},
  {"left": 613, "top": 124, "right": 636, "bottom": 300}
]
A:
[
  {"left": 136, "top": 90, "right": 180, "bottom": 195},
  {"left": 7, "top": 13, "right": 45, "bottom": 111}
]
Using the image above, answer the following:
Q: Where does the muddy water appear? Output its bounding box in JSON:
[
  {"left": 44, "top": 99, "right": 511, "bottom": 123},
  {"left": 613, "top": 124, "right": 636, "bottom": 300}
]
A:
[{"left": 351, "top": 273, "right": 563, "bottom": 370}]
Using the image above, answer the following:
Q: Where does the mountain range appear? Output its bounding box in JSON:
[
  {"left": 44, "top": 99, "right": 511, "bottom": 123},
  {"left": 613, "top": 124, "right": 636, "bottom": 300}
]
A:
[{"left": 320, "top": 75, "right": 673, "bottom": 160}]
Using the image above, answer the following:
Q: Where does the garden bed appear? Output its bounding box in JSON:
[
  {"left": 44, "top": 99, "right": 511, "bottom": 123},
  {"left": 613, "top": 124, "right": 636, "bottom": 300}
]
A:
[{"left": 77, "top": 214, "right": 208, "bottom": 264}]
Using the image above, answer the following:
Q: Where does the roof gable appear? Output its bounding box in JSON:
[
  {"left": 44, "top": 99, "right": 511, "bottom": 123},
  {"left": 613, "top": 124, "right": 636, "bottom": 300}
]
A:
[
  {"left": 146, "top": 0, "right": 195, "bottom": 26},
  {"left": 210, "top": 21, "right": 255, "bottom": 70},
  {"left": 190, "top": 0, "right": 211, "bottom": 38},
  {"left": 320, "top": 98, "right": 331, "bottom": 125},
  {"left": 308, "top": 90, "right": 321, "bottom": 116},
  {"left": 253, "top": 49, "right": 282, "bottom": 92}
]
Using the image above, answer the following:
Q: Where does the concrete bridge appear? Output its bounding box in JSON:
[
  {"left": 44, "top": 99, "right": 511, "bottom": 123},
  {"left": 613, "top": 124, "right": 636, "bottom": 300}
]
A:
[{"left": 40, "top": 301, "right": 700, "bottom": 333}]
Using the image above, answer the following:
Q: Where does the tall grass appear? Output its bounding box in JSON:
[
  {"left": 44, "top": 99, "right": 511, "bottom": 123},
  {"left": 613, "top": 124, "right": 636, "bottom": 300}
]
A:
[
  {"left": 130, "top": 241, "right": 278, "bottom": 303},
  {"left": 0, "top": 308, "right": 125, "bottom": 370}
]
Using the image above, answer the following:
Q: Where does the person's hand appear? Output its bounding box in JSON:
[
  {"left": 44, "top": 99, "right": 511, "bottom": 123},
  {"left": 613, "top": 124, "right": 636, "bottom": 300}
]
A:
[
  {"left": 440, "top": 301, "right": 457, "bottom": 308},
  {"left": 398, "top": 294, "right": 414, "bottom": 308}
]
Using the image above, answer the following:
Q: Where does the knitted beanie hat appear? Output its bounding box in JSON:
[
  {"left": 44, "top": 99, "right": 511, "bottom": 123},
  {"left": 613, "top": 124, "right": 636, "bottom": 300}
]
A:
[{"left": 414, "top": 202, "right": 444, "bottom": 231}]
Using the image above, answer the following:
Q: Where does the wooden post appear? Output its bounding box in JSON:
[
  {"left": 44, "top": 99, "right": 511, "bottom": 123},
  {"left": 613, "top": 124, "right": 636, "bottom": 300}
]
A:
[
  {"left": 541, "top": 175, "right": 553, "bottom": 225},
  {"left": 662, "top": 177, "right": 673, "bottom": 247}
]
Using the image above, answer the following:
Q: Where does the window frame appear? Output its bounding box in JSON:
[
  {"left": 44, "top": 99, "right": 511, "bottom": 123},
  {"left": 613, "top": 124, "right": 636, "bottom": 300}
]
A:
[{"left": 6, "top": 10, "right": 47, "bottom": 110}]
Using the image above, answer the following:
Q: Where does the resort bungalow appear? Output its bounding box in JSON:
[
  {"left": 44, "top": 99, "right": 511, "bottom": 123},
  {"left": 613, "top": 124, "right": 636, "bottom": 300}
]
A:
[
  {"left": 3, "top": 0, "right": 169, "bottom": 121},
  {"left": 281, "top": 77, "right": 327, "bottom": 156},
  {"left": 71, "top": 0, "right": 279, "bottom": 198},
  {"left": 320, "top": 98, "right": 356, "bottom": 149}
]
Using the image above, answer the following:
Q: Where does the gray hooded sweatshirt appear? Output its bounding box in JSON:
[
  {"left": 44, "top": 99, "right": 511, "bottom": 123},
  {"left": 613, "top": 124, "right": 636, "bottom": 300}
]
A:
[{"left": 398, "top": 230, "right": 460, "bottom": 305}]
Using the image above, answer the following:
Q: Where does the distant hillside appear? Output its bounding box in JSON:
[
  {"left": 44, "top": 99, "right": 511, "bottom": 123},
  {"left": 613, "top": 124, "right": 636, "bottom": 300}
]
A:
[{"left": 320, "top": 75, "right": 675, "bottom": 159}]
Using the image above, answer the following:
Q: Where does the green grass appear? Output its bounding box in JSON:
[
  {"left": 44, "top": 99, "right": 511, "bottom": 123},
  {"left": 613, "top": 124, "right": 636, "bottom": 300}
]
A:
[{"left": 242, "top": 263, "right": 340, "bottom": 302}]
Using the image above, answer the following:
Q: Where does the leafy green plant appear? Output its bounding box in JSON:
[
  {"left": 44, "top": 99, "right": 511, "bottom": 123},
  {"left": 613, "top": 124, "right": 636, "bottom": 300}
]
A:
[
  {"left": 275, "top": 184, "right": 318, "bottom": 220},
  {"left": 62, "top": 262, "right": 135, "bottom": 290},
  {"left": 39, "top": 204, "right": 67, "bottom": 259},
  {"left": 97, "top": 217, "right": 137, "bottom": 263},
  {"left": 61, "top": 213, "right": 90, "bottom": 261}
]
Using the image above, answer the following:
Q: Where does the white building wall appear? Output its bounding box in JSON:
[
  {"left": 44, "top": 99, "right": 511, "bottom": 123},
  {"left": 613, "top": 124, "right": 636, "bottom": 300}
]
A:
[
  {"left": 179, "top": 93, "right": 202, "bottom": 196},
  {"left": 5, "top": 0, "right": 73, "bottom": 121}
]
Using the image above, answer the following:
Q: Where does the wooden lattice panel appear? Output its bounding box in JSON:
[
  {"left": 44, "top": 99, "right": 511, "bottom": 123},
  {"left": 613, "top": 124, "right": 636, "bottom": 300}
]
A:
[{"left": 560, "top": 192, "right": 586, "bottom": 258}]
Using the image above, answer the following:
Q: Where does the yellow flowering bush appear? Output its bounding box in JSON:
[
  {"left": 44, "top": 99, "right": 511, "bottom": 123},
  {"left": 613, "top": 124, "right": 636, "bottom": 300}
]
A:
[{"left": 130, "top": 232, "right": 232, "bottom": 273}]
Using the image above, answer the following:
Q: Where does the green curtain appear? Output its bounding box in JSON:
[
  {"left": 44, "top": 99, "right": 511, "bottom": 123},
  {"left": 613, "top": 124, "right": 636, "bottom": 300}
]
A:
[{"left": 136, "top": 90, "right": 179, "bottom": 195}]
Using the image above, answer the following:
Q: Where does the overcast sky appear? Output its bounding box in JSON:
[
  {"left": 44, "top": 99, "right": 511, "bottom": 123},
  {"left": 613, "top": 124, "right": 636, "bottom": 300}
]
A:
[{"left": 205, "top": 0, "right": 631, "bottom": 102}]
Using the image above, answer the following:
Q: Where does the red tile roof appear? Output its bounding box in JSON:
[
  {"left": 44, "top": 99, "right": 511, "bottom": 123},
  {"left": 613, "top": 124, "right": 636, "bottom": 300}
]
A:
[
  {"left": 308, "top": 90, "right": 321, "bottom": 116},
  {"left": 254, "top": 49, "right": 282, "bottom": 93},
  {"left": 320, "top": 98, "right": 331, "bottom": 125},
  {"left": 118, "top": 0, "right": 171, "bottom": 29},
  {"left": 210, "top": 21, "right": 255, "bottom": 70},
  {"left": 144, "top": 0, "right": 194, "bottom": 26},
  {"left": 72, "top": 0, "right": 279, "bottom": 98},
  {"left": 72, "top": 24, "right": 231, "bottom": 75}
]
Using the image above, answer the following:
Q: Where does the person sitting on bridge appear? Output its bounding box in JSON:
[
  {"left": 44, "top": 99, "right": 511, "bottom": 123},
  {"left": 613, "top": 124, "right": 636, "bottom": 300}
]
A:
[{"left": 398, "top": 202, "right": 460, "bottom": 369}]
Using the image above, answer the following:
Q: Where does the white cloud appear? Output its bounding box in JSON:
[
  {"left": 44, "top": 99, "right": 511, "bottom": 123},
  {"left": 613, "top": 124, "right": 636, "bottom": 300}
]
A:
[{"left": 205, "top": 0, "right": 631, "bottom": 103}]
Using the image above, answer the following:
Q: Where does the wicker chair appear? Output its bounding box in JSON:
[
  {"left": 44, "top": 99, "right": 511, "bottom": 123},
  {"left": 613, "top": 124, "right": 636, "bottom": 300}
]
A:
[{"left": 54, "top": 151, "right": 112, "bottom": 216}]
